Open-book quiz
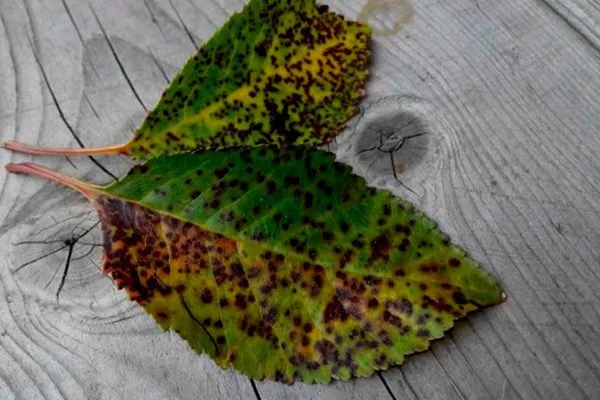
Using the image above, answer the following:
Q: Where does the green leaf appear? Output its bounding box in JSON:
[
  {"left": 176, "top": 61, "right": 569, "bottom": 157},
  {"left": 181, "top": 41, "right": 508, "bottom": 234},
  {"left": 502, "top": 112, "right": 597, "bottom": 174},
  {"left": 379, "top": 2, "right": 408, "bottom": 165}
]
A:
[
  {"left": 6, "top": 147, "right": 503, "bottom": 384},
  {"left": 4, "top": 1, "right": 371, "bottom": 160}
]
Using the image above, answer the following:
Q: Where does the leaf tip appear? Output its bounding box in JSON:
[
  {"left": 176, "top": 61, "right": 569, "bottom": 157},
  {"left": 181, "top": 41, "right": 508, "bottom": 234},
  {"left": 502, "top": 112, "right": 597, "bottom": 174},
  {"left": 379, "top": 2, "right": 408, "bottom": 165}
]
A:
[{"left": 488, "top": 289, "right": 507, "bottom": 307}]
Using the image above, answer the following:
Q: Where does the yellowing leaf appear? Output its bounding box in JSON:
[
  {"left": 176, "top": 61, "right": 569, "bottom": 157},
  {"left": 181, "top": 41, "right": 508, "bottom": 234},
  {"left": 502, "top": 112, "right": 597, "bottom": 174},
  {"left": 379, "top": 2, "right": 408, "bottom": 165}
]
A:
[
  {"left": 6, "top": 147, "right": 504, "bottom": 384},
  {"left": 4, "top": 1, "right": 371, "bottom": 160}
]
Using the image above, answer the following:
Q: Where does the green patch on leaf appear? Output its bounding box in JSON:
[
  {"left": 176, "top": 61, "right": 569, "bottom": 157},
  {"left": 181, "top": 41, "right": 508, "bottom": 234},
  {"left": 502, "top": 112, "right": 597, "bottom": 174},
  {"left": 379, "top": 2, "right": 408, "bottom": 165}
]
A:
[{"left": 6, "top": 147, "right": 504, "bottom": 384}]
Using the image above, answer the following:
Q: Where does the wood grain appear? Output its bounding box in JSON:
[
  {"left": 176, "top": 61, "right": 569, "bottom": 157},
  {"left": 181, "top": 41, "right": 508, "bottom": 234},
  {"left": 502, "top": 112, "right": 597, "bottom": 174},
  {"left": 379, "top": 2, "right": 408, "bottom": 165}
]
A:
[{"left": 1, "top": 0, "right": 599, "bottom": 399}]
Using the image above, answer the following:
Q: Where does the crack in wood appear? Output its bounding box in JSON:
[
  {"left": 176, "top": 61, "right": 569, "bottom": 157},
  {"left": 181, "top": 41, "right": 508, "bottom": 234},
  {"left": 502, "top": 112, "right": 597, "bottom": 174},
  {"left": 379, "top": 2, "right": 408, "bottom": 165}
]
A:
[
  {"left": 88, "top": 3, "right": 149, "bottom": 112},
  {"left": 26, "top": 36, "right": 118, "bottom": 180},
  {"left": 537, "top": 0, "right": 600, "bottom": 53}
]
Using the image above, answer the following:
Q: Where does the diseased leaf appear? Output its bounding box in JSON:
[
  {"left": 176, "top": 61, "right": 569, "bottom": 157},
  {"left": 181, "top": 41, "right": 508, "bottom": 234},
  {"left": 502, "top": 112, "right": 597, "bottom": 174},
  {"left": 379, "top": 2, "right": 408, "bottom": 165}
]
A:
[
  {"left": 6, "top": 147, "right": 504, "bottom": 384},
  {"left": 4, "top": 1, "right": 370, "bottom": 160}
]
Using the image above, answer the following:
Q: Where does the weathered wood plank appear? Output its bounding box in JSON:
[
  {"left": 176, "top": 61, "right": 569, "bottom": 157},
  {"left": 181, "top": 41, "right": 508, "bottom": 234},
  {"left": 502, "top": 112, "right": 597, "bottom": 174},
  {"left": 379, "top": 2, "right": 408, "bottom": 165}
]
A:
[
  {"left": 1, "top": 0, "right": 600, "bottom": 399},
  {"left": 542, "top": 0, "right": 600, "bottom": 49}
]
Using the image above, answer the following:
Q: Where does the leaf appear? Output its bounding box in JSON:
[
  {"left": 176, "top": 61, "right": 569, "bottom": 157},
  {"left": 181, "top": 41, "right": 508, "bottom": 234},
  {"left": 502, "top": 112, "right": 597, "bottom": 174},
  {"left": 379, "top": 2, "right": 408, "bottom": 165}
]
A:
[
  {"left": 6, "top": 147, "right": 504, "bottom": 384},
  {"left": 3, "top": 1, "right": 371, "bottom": 160}
]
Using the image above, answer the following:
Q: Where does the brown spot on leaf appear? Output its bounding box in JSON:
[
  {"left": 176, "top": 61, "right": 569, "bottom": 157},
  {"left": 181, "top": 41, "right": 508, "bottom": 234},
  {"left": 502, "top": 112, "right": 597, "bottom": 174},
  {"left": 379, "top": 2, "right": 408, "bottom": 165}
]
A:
[
  {"left": 370, "top": 235, "right": 391, "bottom": 262},
  {"left": 449, "top": 258, "right": 461, "bottom": 267},
  {"left": 323, "top": 298, "right": 349, "bottom": 323}
]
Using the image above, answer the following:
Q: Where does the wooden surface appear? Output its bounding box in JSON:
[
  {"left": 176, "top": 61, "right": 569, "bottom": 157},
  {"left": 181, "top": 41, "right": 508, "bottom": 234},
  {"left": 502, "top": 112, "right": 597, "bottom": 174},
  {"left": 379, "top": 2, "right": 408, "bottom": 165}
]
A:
[{"left": 1, "top": 0, "right": 599, "bottom": 399}]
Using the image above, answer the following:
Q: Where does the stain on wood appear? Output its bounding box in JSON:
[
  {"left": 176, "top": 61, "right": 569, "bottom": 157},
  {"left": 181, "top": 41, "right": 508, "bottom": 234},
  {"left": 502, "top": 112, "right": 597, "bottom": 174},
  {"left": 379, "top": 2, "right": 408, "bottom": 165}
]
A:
[{"left": 358, "top": 0, "right": 414, "bottom": 36}]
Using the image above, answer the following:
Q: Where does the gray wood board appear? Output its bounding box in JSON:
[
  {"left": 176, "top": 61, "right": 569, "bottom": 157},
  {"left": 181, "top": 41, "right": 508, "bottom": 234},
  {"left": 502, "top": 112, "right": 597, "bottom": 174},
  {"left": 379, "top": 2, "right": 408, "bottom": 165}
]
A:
[{"left": 0, "top": 0, "right": 599, "bottom": 399}]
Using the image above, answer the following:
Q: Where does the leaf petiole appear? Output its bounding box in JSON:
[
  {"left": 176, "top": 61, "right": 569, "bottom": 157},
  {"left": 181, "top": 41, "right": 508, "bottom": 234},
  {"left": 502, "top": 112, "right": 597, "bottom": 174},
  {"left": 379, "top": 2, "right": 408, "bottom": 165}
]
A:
[
  {"left": 2, "top": 140, "right": 127, "bottom": 157},
  {"left": 5, "top": 162, "right": 99, "bottom": 200}
]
